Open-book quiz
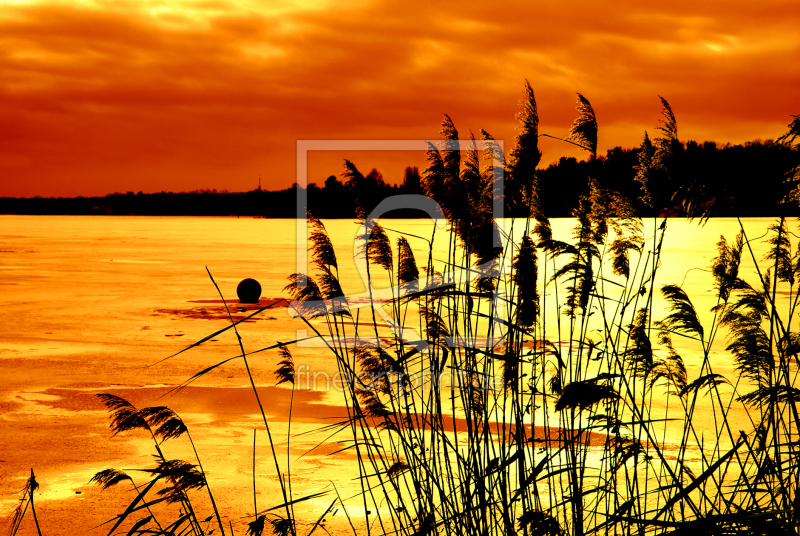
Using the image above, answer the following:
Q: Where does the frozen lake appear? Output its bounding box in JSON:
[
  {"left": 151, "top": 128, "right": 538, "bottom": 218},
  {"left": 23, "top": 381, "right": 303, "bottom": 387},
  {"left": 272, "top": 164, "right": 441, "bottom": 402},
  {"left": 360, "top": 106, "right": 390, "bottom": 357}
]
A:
[{"left": 0, "top": 214, "right": 790, "bottom": 534}]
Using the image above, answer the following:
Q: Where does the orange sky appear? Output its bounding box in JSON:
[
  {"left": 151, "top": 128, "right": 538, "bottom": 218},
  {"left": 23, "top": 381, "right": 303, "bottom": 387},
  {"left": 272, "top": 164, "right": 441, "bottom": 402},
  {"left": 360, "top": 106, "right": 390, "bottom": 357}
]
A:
[{"left": 1, "top": 0, "right": 798, "bottom": 197}]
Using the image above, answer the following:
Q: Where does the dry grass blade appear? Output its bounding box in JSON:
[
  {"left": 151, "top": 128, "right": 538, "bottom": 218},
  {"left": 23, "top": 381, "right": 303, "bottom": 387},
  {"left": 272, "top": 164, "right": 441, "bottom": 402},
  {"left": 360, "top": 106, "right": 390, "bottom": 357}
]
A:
[
  {"left": 255, "top": 491, "right": 329, "bottom": 516},
  {"left": 158, "top": 299, "right": 287, "bottom": 362},
  {"left": 306, "top": 498, "right": 338, "bottom": 536},
  {"left": 9, "top": 470, "right": 40, "bottom": 536},
  {"left": 654, "top": 437, "right": 746, "bottom": 521},
  {"left": 97, "top": 478, "right": 161, "bottom": 535}
]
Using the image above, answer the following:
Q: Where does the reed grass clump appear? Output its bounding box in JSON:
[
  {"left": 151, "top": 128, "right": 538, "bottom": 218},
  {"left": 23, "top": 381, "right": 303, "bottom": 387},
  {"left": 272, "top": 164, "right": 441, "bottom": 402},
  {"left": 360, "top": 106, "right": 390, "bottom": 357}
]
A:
[
  {"left": 71, "top": 84, "right": 800, "bottom": 536},
  {"left": 268, "top": 86, "right": 800, "bottom": 536}
]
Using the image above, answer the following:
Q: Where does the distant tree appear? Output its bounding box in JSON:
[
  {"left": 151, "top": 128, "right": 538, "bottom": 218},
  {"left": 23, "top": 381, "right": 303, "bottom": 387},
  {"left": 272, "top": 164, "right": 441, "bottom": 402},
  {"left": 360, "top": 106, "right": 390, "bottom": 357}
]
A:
[
  {"left": 324, "top": 175, "right": 343, "bottom": 191},
  {"left": 402, "top": 166, "right": 421, "bottom": 193}
]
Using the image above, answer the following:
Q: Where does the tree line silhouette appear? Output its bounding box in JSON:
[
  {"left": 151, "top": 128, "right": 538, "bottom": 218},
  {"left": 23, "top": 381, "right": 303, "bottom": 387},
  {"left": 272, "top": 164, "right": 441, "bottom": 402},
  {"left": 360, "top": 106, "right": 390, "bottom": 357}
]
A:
[{"left": 2, "top": 139, "right": 797, "bottom": 218}]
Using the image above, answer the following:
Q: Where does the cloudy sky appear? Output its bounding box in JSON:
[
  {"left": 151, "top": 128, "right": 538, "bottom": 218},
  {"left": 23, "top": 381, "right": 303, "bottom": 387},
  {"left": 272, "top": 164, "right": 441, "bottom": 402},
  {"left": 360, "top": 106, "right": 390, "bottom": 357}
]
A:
[{"left": 1, "top": 0, "right": 798, "bottom": 197}]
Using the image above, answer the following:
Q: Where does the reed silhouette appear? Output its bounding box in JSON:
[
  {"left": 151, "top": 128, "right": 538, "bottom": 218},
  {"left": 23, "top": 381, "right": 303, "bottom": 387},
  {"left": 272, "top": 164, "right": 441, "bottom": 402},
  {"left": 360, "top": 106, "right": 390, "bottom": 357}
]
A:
[
  {"left": 274, "top": 88, "right": 800, "bottom": 535},
  {"left": 15, "top": 84, "right": 798, "bottom": 536}
]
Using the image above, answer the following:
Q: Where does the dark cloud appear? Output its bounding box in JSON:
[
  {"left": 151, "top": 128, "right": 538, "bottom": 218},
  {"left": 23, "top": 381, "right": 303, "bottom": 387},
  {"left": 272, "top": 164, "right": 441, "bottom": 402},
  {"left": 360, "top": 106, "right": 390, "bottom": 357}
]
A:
[{"left": 0, "top": 0, "right": 797, "bottom": 196}]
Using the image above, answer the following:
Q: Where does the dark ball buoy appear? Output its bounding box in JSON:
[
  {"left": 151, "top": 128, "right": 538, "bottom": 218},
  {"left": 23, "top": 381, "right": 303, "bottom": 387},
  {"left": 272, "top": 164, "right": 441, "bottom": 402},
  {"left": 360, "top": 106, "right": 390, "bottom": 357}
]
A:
[{"left": 237, "top": 278, "right": 262, "bottom": 303}]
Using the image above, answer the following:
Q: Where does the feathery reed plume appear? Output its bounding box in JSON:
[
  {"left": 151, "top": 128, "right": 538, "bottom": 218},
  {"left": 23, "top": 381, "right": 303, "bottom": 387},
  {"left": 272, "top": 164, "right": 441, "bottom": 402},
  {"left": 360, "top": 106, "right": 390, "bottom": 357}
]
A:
[
  {"left": 316, "top": 266, "right": 350, "bottom": 315},
  {"left": 307, "top": 211, "right": 350, "bottom": 314},
  {"left": 268, "top": 516, "right": 293, "bottom": 536},
  {"left": 422, "top": 142, "right": 447, "bottom": 211},
  {"left": 386, "top": 461, "right": 409, "bottom": 478},
  {"left": 246, "top": 515, "right": 267, "bottom": 536},
  {"left": 92, "top": 399, "right": 226, "bottom": 535},
  {"left": 275, "top": 344, "right": 295, "bottom": 385},
  {"left": 648, "top": 355, "right": 684, "bottom": 396},
  {"left": 654, "top": 95, "right": 679, "bottom": 163},
  {"left": 609, "top": 437, "right": 645, "bottom": 473},
  {"left": 431, "top": 123, "right": 501, "bottom": 287},
  {"left": 421, "top": 306, "right": 450, "bottom": 349},
  {"left": 776, "top": 114, "right": 800, "bottom": 147},
  {"left": 90, "top": 468, "right": 133, "bottom": 490},
  {"left": 721, "top": 277, "right": 769, "bottom": 320},
  {"left": 554, "top": 380, "right": 618, "bottom": 411},
  {"left": 138, "top": 406, "right": 188, "bottom": 442},
  {"left": 659, "top": 285, "right": 705, "bottom": 342},
  {"left": 460, "top": 131, "right": 482, "bottom": 194},
  {"left": 608, "top": 234, "right": 642, "bottom": 279},
  {"left": 397, "top": 237, "right": 419, "bottom": 295},
  {"left": 354, "top": 387, "right": 390, "bottom": 419},
  {"left": 739, "top": 385, "right": 800, "bottom": 408},
  {"left": 467, "top": 372, "right": 486, "bottom": 423},
  {"left": 440, "top": 114, "right": 461, "bottom": 183},
  {"left": 466, "top": 218, "right": 502, "bottom": 292},
  {"left": 634, "top": 131, "right": 657, "bottom": 208},
  {"left": 643, "top": 96, "right": 682, "bottom": 214},
  {"left": 720, "top": 283, "right": 773, "bottom": 389},
  {"left": 765, "top": 219, "right": 794, "bottom": 284},
  {"left": 549, "top": 368, "right": 563, "bottom": 395},
  {"left": 479, "top": 128, "right": 506, "bottom": 168},
  {"left": 284, "top": 273, "right": 327, "bottom": 317},
  {"left": 625, "top": 308, "right": 654, "bottom": 380},
  {"left": 779, "top": 167, "right": 800, "bottom": 212},
  {"left": 97, "top": 393, "right": 149, "bottom": 436},
  {"left": 549, "top": 177, "right": 637, "bottom": 317},
  {"left": 512, "top": 234, "right": 539, "bottom": 328},
  {"left": 342, "top": 159, "right": 367, "bottom": 219},
  {"left": 423, "top": 116, "right": 470, "bottom": 224},
  {"left": 509, "top": 80, "right": 542, "bottom": 204},
  {"left": 567, "top": 93, "right": 598, "bottom": 158},
  {"left": 148, "top": 459, "right": 207, "bottom": 504},
  {"left": 551, "top": 252, "right": 593, "bottom": 318},
  {"left": 307, "top": 212, "right": 338, "bottom": 272},
  {"left": 502, "top": 343, "right": 521, "bottom": 394},
  {"left": 509, "top": 82, "right": 552, "bottom": 244},
  {"left": 355, "top": 388, "right": 396, "bottom": 431},
  {"left": 711, "top": 232, "right": 744, "bottom": 304},
  {"left": 355, "top": 343, "right": 402, "bottom": 394},
  {"left": 679, "top": 373, "right": 730, "bottom": 399},
  {"left": 517, "top": 510, "right": 563, "bottom": 536},
  {"left": 359, "top": 218, "right": 393, "bottom": 273}
]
